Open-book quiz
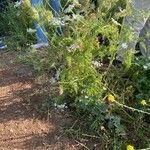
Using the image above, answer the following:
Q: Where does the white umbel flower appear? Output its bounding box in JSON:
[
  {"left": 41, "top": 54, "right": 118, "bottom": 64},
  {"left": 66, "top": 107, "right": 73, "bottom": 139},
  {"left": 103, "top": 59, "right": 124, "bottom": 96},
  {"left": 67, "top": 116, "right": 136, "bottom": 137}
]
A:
[
  {"left": 121, "top": 43, "right": 128, "bottom": 49},
  {"left": 27, "top": 28, "right": 36, "bottom": 33},
  {"left": 111, "top": 18, "right": 121, "bottom": 26},
  {"left": 64, "top": 5, "right": 74, "bottom": 13},
  {"left": 143, "top": 65, "right": 148, "bottom": 70},
  {"left": 14, "top": 1, "right": 22, "bottom": 7},
  {"left": 67, "top": 43, "right": 80, "bottom": 52},
  {"left": 50, "top": 17, "right": 64, "bottom": 26},
  {"left": 92, "top": 61, "right": 103, "bottom": 68}
]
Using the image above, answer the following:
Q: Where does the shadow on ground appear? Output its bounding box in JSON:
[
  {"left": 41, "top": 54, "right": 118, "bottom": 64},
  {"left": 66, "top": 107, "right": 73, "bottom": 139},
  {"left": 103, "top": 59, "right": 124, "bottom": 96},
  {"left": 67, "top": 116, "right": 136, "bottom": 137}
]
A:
[{"left": 0, "top": 51, "right": 78, "bottom": 150}]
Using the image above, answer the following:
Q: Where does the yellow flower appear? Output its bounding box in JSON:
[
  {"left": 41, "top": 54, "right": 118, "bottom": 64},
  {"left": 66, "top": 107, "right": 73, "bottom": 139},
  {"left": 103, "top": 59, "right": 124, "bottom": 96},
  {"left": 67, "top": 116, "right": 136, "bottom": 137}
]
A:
[
  {"left": 140, "top": 100, "right": 147, "bottom": 106},
  {"left": 108, "top": 94, "right": 115, "bottom": 103},
  {"left": 127, "top": 145, "right": 135, "bottom": 150}
]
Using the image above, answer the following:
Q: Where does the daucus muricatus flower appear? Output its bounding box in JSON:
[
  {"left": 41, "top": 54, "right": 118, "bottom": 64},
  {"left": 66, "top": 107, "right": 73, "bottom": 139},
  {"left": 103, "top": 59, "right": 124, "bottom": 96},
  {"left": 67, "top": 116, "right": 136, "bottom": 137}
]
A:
[
  {"left": 50, "top": 77, "right": 57, "bottom": 84},
  {"left": 63, "top": 15, "right": 72, "bottom": 22},
  {"left": 111, "top": 18, "right": 121, "bottom": 26},
  {"left": 64, "top": 4, "right": 74, "bottom": 13},
  {"left": 56, "top": 70, "right": 60, "bottom": 80},
  {"left": 72, "top": 14, "right": 83, "bottom": 21},
  {"left": 64, "top": 0, "right": 80, "bottom": 13},
  {"left": 127, "top": 145, "right": 135, "bottom": 150},
  {"left": 143, "top": 65, "right": 148, "bottom": 70},
  {"left": 92, "top": 61, "right": 102, "bottom": 68},
  {"left": 67, "top": 44, "right": 80, "bottom": 53},
  {"left": 54, "top": 103, "right": 67, "bottom": 109},
  {"left": 107, "top": 94, "right": 115, "bottom": 103},
  {"left": 103, "top": 86, "right": 107, "bottom": 91},
  {"left": 121, "top": 43, "right": 128, "bottom": 49},
  {"left": 73, "top": 0, "right": 80, "bottom": 6},
  {"left": 143, "top": 63, "right": 150, "bottom": 70},
  {"left": 27, "top": 28, "right": 36, "bottom": 33},
  {"left": 140, "top": 99, "right": 147, "bottom": 106},
  {"left": 14, "top": 0, "right": 22, "bottom": 7},
  {"left": 50, "top": 17, "right": 64, "bottom": 26}
]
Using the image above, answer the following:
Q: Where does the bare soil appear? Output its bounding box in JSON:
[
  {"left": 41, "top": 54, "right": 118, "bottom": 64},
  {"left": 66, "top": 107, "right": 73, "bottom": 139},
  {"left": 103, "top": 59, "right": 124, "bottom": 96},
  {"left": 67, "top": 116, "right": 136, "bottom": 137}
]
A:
[{"left": 0, "top": 51, "right": 80, "bottom": 150}]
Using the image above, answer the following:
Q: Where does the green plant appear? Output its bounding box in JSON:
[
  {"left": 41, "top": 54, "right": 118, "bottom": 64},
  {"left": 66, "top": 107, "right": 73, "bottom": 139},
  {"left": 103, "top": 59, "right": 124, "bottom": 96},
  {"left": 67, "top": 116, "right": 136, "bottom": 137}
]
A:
[
  {"left": 2, "top": 0, "right": 150, "bottom": 149},
  {"left": 0, "top": 0, "right": 53, "bottom": 50},
  {"left": 56, "top": 1, "right": 150, "bottom": 149},
  {"left": 0, "top": 1, "right": 32, "bottom": 49},
  {"left": 129, "top": 57, "right": 150, "bottom": 107}
]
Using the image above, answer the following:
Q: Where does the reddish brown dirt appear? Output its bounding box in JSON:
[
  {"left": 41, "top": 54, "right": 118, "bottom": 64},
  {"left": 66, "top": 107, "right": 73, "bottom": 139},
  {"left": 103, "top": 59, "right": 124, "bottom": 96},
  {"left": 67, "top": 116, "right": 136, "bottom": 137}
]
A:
[{"left": 0, "top": 51, "right": 80, "bottom": 150}]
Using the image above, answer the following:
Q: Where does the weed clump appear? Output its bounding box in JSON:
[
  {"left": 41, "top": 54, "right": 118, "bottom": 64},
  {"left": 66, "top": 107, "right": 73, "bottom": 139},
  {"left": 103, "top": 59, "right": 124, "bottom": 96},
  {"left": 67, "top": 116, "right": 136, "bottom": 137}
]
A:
[{"left": 1, "top": 0, "right": 150, "bottom": 149}]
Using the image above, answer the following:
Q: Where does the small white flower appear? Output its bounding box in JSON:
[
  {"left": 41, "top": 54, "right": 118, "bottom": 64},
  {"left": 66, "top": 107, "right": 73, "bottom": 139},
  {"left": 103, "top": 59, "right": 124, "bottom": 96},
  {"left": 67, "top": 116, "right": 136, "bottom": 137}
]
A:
[
  {"left": 100, "top": 126, "right": 105, "bottom": 130},
  {"left": 54, "top": 103, "right": 57, "bottom": 107},
  {"left": 73, "top": 0, "right": 80, "bottom": 6},
  {"left": 135, "top": 57, "right": 139, "bottom": 61},
  {"left": 111, "top": 18, "right": 121, "bottom": 26},
  {"left": 70, "top": 44, "right": 80, "bottom": 50},
  {"left": 143, "top": 65, "right": 148, "bottom": 70},
  {"left": 57, "top": 104, "right": 66, "bottom": 109},
  {"left": 51, "top": 63, "right": 55, "bottom": 68},
  {"left": 91, "top": 3, "right": 96, "bottom": 10},
  {"left": 121, "top": 43, "right": 128, "bottom": 49},
  {"left": 50, "top": 17, "right": 64, "bottom": 26},
  {"left": 56, "top": 103, "right": 67, "bottom": 109},
  {"left": 50, "top": 77, "right": 57, "bottom": 84},
  {"left": 92, "top": 61, "right": 103, "bottom": 68},
  {"left": 14, "top": 1, "right": 22, "bottom": 7},
  {"left": 85, "top": 96, "right": 88, "bottom": 99},
  {"left": 63, "top": 15, "right": 71, "bottom": 22},
  {"left": 27, "top": 28, "right": 36, "bottom": 33},
  {"left": 26, "top": 43, "right": 30, "bottom": 46},
  {"left": 129, "top": 0, "right": 132, "bottom": 3},
  {"left": 72, "top": 14, "right": 82, "bottom": 20},
  {"left": 56, "top": 70, "right": 60, "bottom": 80},
  {"left": 118, "top": 7, "right": 123, "bottom": 12},
  {"left": 143, "top": 63, "right": 150, "bottom": 70},
  {"left": 64, "top": 5, "right": 74, "bottom": 13},
  {"left": 67, "top": 43, "right": 80, "bottom": 52},
  {"left": 103, "top": 86, "right": 107, "bottom": 91}
]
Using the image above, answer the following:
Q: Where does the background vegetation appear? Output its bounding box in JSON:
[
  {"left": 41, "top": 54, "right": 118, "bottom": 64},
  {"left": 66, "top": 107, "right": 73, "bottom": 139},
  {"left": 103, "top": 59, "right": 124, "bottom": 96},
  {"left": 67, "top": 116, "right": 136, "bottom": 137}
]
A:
[{"left": 0, "top": 0, "right": 149, "bottom": 149}]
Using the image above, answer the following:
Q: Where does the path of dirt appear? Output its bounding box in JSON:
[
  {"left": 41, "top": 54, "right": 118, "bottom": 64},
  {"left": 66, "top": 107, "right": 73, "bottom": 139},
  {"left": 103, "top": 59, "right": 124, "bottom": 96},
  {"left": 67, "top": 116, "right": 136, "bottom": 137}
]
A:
[{"left": 0, "top": 51, "right": 80, "bottom": 150}]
